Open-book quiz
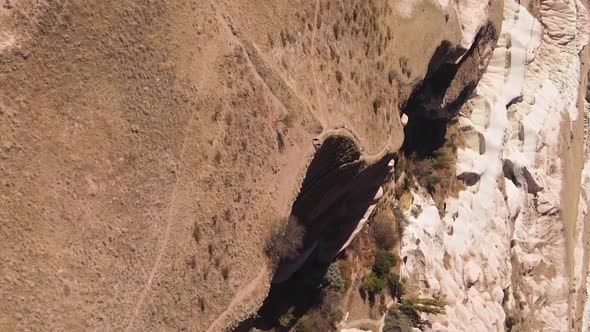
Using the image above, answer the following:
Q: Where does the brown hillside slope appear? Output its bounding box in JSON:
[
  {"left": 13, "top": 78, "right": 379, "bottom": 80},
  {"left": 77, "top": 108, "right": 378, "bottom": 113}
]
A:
[{"left": 0, "top": 1, "right": 500, "bottom": 331}]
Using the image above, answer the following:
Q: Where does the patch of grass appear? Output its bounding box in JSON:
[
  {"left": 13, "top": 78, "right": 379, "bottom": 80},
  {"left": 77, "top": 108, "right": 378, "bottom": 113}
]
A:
[
  {"left": 393, "top": 204, "right": 408, "bottom": 226},
  {"left": 278, "top": 112, "right": 296, "bottom": 128}
]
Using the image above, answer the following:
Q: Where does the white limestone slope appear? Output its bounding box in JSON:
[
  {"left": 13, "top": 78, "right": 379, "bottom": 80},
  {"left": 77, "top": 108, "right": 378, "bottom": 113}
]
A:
[{"left": 400, "top": 0, "right": 590, "bottom": 331}]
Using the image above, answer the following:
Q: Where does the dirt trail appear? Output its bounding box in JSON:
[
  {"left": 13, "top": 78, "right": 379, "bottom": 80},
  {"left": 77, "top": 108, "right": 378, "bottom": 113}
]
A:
[
  {"left": 206, "top": 267, "right": 269, "bottom": 332},
  {"left": 310, "top": 0, "right": 324, "bottom": 126},
  {"left": 339, "top": 300, "right": 394, "bottom": 331},
  {"left": 124, "top": 93, "right": 199, "bottom": 332}
]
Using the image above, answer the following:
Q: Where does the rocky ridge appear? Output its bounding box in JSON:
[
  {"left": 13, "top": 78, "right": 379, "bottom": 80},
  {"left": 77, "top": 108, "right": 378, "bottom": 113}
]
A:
[{"left": 400, "top": 0, "right": 590, "bottom": 331}]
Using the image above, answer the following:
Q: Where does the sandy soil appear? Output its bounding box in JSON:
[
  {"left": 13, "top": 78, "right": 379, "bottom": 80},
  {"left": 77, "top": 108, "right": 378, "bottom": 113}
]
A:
[
  {"left": 0, "top": 0, "right": 465, "bottom": 330},
  {"left": 0, "top": 0, "right": 502, "bottom": 329}
]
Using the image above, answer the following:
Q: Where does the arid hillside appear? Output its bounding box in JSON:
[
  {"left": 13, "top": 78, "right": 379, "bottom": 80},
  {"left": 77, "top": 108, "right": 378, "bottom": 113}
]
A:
[{"left": 0, "top": 1, "right": 505, "bottom": 331}]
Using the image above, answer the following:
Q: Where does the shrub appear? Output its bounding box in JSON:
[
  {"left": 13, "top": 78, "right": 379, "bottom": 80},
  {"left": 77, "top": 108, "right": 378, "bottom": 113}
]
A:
[
  {"left": 388, "top": 69, "right": 396, "bottom": 85},
  {"left": 221, "top": 266, "right": 230, "bottom": 280},
  {"left": 265, "top": 216, "right": 305, "bottom": 266},
  {"left": 372, "top": 213, "right": 396, "bottom": 250},
  {"left": 278, "top": 112, "right": 296, "bottom": 128},
  {"left": 402, "top": 297, "right": 445, "bottom": 315},
  {"left": 295, "top": 287, "right": 343, "bottom": 332},
  {"left": 335, "top": 70, "right": 343, "bottom": 84},
  {"left": 384, "top": 308, "right": 413, "bottom": 332},
  {"left": 432, "top": 148, "right": 453, "bottom": 170},
  {"left": 410, "top": 205, "right": 422, "bottom": 218},
  {"left": 424, "top": 173, "right": 443, "bottom": 190},
  {"left": 386, "top": 273, "right": 405, "bottom": 299},
  {"left": 399, "top": 57, "right": 411, "bottom": 78},
  {"left": 337, "top": 260, "right": 352, "bottom": 290},
  {"left": 278, "top": 308, "right": 295, "bottom": 327},
  {"left": 396, "top": 298, "right": 445, "bottom": 330},
  {"left": 295, "top": 311, "right": 331, "bottom": 332},
  {"left": 373, "top": 96, "right": 383, "bottom": 112},
  {"left": 323, "top": 262, "right": 345, "bottom": 290},
  {"left": 362, "top": 272, "right": 386, "bottom": 298},
  {"left": 393, "top": 205, "right": 406, "bottom": 224},
  {"left": 373, "top": 250, "right": 397, "bottom": 276}
]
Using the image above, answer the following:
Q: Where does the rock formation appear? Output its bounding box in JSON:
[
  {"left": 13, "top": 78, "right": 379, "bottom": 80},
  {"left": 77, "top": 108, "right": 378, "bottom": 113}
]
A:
[{"left": 401, "top": 0, "right": 590, "bottom": 331}]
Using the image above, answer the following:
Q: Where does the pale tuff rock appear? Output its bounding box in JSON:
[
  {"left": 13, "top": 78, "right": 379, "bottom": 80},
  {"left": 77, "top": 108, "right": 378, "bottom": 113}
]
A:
[
  {"left": 401, "top": 114, "right": 409, "bottom": 127},
  {"left": 401, "top": 0, "right": 590, "bottom": 330},
  {"left": 454, "top": 0, "right": 495, "bottom": 50}
]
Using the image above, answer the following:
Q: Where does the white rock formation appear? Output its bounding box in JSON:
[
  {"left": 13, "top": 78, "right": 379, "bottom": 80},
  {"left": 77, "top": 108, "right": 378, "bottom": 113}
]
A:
[{"left": 401, "top": 0, "right": 590, "bottom": 331}]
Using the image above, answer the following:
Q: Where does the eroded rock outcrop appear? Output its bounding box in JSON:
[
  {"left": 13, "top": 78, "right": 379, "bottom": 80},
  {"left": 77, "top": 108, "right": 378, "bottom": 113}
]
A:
[{"left": 401, "top": 0, "right": 590, "bottom": 331}]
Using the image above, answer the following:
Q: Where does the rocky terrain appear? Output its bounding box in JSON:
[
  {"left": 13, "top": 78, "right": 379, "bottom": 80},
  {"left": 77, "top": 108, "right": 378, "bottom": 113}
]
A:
[{"left": 0, "top": 0, "right": 589, "bottom": 332}]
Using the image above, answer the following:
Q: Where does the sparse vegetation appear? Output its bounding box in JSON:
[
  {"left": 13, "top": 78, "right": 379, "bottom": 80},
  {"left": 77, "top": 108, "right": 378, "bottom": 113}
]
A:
[
  {"left": 410, "top": 205, "right": 422, "bottom": 218},
  {"left": 388, "top": 69, "right": 396, "bottom": 85},
  {"left": 384, "top": 297, "right": 446, "bottom": 331},
  {"left": 278, "top": 112, "right": 296, "bottom": 128},
  {"left": 264, "top": 216, "right": 305, "bottom": 267},
  {"left": 373, "top": 250, "right": 397, "bottom": 276},
  {"left": 323, "top": 262, "right": 346, "bottom": 290},
  {"left": 386, "top": 273, "right": 405, "bottom": 299},
  {"left": 371, "top": 212, "right": 396, "bottom": 250},
  {"left": 221, "top": 266, "right": 230, "bottom": 280},
  {"left": 384, "top": 308, "right": 413, "bottom": 332},
  {"left": 373, "top": 96, "right": 383, "bottom": 112},
  {"left": 335, "top": 70, "right": 343, "bottom": 84},
  {"left": 362, "top": 248, "right": 400, "bottom": 301},
  {"left": 362, "top": 272, "right": 386, "bottom": 298},
  {"left": 402, "top": 297, "right": 445, "bottom": 315},
  {"left": 399, "top": 57, "right": 411, "bottom": 78},
  {"left": 192, "top": 223, "right": 201, "bottom": 243},
  {"left": 198, "top": 296, "right": 206, "bottom": 312},
  {"left": 278, "top": 308, "right": 295, "bottom": 327}
]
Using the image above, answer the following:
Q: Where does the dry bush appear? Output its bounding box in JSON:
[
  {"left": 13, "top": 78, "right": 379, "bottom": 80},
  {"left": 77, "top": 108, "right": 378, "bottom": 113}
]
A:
[
  {"left": 335, "top": 70, "right": 343, "bottom": 84},
  {"left": 264, "top": 216, "right": 305, "bottom": 266},
  {"left": 371, "top": 212, "right": 396, "bottom": 250}
]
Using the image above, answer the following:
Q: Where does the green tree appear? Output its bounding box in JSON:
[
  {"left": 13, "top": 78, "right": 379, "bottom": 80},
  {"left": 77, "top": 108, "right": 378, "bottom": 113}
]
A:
[
  {"left": 373, "top": 250, "right": 397, "bottom": 276},
  {"left": 383, "top": 309, "right": 413, "bottom": 332},
  {"left": 386, "top": 273, "right": 405, "bottom": 299},
  {"left": 362, "top": 272, "right": 385, "bottom": 298}
]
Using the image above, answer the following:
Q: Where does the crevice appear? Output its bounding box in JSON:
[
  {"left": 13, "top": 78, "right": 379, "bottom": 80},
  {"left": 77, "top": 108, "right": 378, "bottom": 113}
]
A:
[{"left": 236, "top": 134, "right": 393, "bottom": 331}]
